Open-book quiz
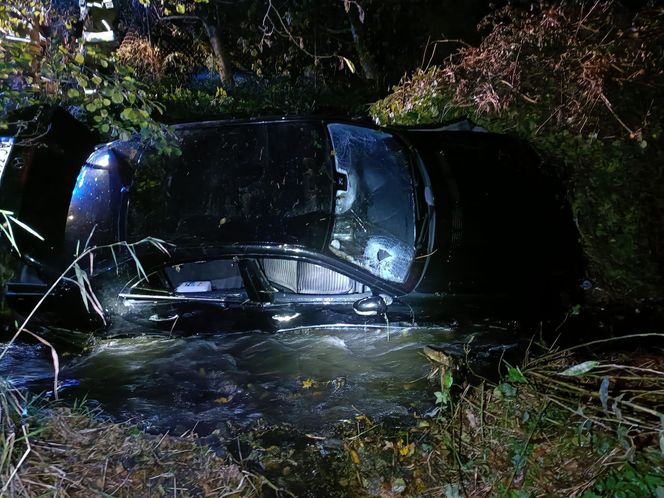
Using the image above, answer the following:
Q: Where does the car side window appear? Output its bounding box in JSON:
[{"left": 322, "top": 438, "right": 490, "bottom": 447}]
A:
[
  {"left": 164, "top": 259, "right": 247, "bottom": 299},
  {"left": 259, "top": 258, "right": 367, "bottom": 295},
  {"left": 121, "top": 259, "right": 250, "bottom": 303}
]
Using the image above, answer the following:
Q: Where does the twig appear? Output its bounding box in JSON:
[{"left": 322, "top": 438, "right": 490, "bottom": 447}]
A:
[
  {"left": 529, "top": 370, "right": 664, "bottom": 420},
  {"left": 507, "top": 401, "right": 550, "bottom": 490},
  {"left": 530, "top": 333, "right": 664, "bottom": 365},
  {"left": 599, "top": 92, "right": 635, "bottom": 136}
]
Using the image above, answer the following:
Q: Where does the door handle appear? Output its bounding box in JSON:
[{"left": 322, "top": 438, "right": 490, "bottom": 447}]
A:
[
  {"left": 272, "top": 312, "right": 301, "bottom": 323},
  {"left": 149, "top": 314, "right": 179, "bottom": 322}
]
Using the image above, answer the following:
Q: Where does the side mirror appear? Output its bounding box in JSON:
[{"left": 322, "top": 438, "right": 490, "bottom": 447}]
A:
[{"left": 353, "top": 295, "right": 388, "bottom": 316}]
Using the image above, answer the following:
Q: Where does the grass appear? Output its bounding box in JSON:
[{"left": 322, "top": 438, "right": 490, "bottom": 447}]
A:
[
  {"left": 434, "top": 336, "right": 664, "bottom": 497},
  {"left": 1, "top": 318, "right": 662, "bottom": 497},
  {"left": 0, "top": 380, "right": 269, "bottom": 497}
]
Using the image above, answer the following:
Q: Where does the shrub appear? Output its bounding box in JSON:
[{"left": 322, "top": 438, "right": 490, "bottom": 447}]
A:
[{"left": 371, "top": 1, "right": 664, "bottom": 303}]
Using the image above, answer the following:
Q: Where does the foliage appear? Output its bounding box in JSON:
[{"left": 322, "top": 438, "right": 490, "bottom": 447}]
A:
[
  {"left": 140, "top": 0, "right": 363, "bottom": 86},
  {"left": 155, "top": 77, "right": 373, "bottom": 123},
  {"left": 371, "top": 1, "right": 664, "bottom": 304},
  {"left": 115, "top": 31, "right": 163, "bottom": 82},
  {"left": 0, "top": 0, "right": 177, "bottom": 154},
  {"left": 581, "top": 460, "right": 664, "bottom": 498}
]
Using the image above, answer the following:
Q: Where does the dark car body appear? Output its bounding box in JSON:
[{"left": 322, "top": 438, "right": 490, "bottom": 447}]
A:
[{"left": 2, "top": 113, "right": 581, "bottom": 335}]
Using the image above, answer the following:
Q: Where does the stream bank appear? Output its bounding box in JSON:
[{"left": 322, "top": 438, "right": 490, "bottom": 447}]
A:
[{"left": 2, "top": 313, "right": 663, "bottom": 497}]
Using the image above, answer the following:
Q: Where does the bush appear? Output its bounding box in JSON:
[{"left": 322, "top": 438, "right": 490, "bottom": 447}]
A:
[{"left": 371, "top": 1, "right": 664, "bottom": 304}]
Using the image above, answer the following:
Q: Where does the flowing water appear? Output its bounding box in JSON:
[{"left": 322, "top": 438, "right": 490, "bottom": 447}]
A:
[{"left": 0, "top": 322, "right": 522, "bottom": 436}]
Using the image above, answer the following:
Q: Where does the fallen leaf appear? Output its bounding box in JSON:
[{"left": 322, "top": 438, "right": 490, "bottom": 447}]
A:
[
  {"left": 302, "top": 378, "right": 316, "bottom": 389},
  {"left": 560, "top": 360, "right": 600, "bottom": 377}
]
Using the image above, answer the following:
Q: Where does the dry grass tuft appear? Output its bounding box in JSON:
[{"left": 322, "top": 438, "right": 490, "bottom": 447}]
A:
[
  {"left": 116, "top": 31, "right": 163, "bottom": 82},
  {"left": 1, "top": 382, "right": 261, "bottom": 497}
]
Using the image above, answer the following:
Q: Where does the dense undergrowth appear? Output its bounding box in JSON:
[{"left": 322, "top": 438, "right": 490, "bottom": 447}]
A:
[{"left": 371, "top": 1, "right": 664, "bottom": 306}]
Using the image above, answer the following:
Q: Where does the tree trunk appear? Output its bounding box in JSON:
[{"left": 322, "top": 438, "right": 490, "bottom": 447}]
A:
[
  {"left": 347, "top": 8, "right": 379, "bottom": 83},
  {"left": 203, "top": 20, "right": 233, "bottom": 86},
  {"left": 29, "top": 14, "right": 42, "bottom": 86}
]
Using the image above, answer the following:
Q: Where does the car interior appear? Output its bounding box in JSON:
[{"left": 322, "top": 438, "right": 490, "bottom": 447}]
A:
[
  {"left": 259, "top": 258, "right": 368, "bottom": 295},
  {"left": 164, "top": 260, "right": 246, "bottom": 299},
  {"left": 163, "top": 258, "right": 368, "bottom": 298}
]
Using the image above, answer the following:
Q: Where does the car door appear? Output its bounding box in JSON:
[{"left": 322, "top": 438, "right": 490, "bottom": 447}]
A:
[
  {"left": 249, "top": 257, "right": 411, "bottom": 331},
  {"left": 118, "top": 258, "right": 272, "bottom": 334}
]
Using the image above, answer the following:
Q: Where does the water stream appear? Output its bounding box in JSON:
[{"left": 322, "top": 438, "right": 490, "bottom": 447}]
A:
[{"left": 1, "top": 322, "right": 522, "bottom": 436}]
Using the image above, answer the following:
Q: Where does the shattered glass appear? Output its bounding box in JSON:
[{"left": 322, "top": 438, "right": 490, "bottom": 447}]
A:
[{"left": 327, "top": 124, "right": 415, "bottom": 283}]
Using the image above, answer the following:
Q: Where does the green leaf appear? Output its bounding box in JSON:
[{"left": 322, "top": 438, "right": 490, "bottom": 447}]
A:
[
  {"left": 176, "top": 3, "right": 185, "bottom": 14},
  {"left": 560, "top": 361, "right": 600, "bottom": 377},
  {"left": 74, "top": 53, "right": 85, "bottom": 64},
  {"left": 443, "top": 370, "right": 453, "bottom": 389},
  {"left": 8, "top": 215, "right": 44, "bottom": 241},
  {"left": 495, "top": 383, "right": 517, "bottom": 398},
  {"left": 111, "top": 91, "right": 124, "bottom": 104},
  {"left": 434, "top": 390, "right": 449, "bottom": 405},
  {"left": 67, "top": 88, "right": 80, "bottom": 98},
  {"left": 507, "top": 366, "right": 527, "bottom": 383},
  {"left": 85, "top": 102, "right": 97, "bottom": 112},
  {"left": 120, "top": 108, "right": 133, "bottom": 121},
  {"left": 599, "top": 376, "right": 610, "bottom": 411},
  {"left": 74, "top": 263, "right": 90, "bottom": 312}
]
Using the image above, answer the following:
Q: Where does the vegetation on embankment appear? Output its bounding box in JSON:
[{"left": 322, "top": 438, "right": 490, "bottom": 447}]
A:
[
  {"left": 0, "top": 381, "right": 269, "bottom": 497},
  {"left": 226, "top": 334, "right": 664, "bottom": 497},
  {"left": 3, "top": 332, "right": 663, "bottom": 497},
  {"left": 371, "top": 1, "right": 664, "bottom": 306},
  {"left": 2, "top": 2, "right": 663, "bottom": 496}
]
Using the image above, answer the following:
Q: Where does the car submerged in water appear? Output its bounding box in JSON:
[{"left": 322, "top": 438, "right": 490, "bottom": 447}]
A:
[{"left": 2, "top": 110, "right": 581, "bottom": 335}]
